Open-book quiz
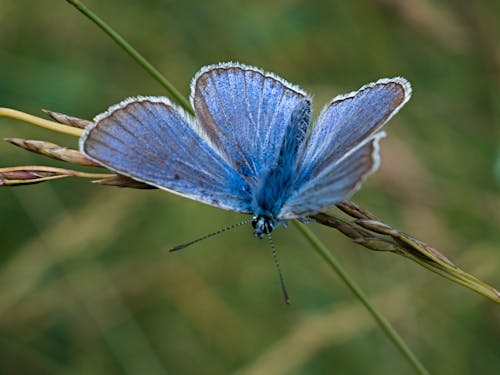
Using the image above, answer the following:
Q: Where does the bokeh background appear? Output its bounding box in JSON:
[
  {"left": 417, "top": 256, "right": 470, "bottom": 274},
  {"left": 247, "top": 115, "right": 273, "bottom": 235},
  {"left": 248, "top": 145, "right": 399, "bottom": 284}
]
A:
[{"left": 1, "top": 0, "right": 499, "bottom": 374}]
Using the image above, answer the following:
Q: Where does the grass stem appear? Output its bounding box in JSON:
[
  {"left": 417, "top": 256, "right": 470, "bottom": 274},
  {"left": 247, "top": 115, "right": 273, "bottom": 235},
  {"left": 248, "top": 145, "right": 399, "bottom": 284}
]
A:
[
  {"left": 66, "top": 0, "right": 193, "bottom": 115},
  {"left": 293, "top": 221, "right": 430, "bottom": 375},
  {"left": 0, "top": 108, "right": 82, "bottom": 137}
]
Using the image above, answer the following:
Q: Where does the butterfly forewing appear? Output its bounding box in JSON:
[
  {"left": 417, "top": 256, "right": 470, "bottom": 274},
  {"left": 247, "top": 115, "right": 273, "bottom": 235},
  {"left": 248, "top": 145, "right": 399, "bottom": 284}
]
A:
[
  {"left": 191, "top": 63, "right": 311, "bottom": 182},
  {"left": 80, "top": 97, "right": 252, "bottom": 213},
  {"left": 278, "top": 78, "right": 412, "bottom": 218},
  {"left": 298, "top": 78, "right": 411, "bottom": 182}
]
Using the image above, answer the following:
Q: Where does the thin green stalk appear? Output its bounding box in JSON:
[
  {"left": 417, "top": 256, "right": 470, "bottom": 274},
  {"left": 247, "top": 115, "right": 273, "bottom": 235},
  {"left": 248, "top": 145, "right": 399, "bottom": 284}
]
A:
[
  {"left": 293, "top": 221, "right": 429, "bottom": 375},
  {"left": 66, "top": 1, "right": 429, "bottom": 373},
  {"left": 65, "top": 0, "right": 193, "bottom": 115}
]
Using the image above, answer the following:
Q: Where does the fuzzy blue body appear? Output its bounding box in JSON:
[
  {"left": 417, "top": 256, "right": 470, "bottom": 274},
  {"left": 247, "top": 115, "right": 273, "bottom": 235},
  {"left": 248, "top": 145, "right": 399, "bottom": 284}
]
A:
[{"left": 251, "top": 100, "right": 310, "bottom": 232}]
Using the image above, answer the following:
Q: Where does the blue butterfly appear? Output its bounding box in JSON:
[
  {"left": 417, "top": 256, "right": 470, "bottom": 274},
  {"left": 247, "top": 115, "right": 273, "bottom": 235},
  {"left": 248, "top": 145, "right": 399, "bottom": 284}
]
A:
[{"left": 79, "top": 62, "right": 411, "bottom": 301}]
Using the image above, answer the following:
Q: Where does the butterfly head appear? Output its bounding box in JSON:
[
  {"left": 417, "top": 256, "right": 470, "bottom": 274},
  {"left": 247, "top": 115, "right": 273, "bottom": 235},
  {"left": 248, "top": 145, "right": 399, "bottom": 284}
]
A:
[{"left": 252, "top": 215, "right": 276, "bottom": 238}]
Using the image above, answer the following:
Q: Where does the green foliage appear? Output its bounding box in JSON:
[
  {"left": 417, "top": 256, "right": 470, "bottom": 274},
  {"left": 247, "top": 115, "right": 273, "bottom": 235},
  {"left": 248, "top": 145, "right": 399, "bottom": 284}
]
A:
[{"left": 0, "top": 0, "right": 499, "bottom": 373}]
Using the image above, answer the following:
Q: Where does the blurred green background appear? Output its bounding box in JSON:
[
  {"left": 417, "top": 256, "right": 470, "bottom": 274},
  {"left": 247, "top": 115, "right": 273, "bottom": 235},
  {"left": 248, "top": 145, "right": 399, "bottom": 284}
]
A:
[{"left": 1, "top": 0, "right": 499, "bottom": 374}]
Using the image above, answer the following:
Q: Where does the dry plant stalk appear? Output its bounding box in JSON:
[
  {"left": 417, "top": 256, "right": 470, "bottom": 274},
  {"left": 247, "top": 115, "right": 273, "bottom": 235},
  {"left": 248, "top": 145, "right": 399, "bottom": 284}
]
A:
[{"left": 1, "top": 107, "right": 499, "bottom": 303}]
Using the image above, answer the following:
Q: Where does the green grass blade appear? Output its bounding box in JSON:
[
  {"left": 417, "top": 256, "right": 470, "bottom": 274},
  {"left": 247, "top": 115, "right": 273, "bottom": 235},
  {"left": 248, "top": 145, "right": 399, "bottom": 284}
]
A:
[
  {"left": 66, "top": 0, "right": 193, "bottom": 115},
  {"left": 293, "top": 221, "right": 430, "bottom": 375}
]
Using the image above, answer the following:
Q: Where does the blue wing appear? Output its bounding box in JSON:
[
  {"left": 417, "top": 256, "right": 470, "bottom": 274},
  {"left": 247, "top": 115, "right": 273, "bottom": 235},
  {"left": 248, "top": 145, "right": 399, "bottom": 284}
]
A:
[
  {"left": 279, "top": 78, "right": 412, "bottom": 218},
  {"left": 79, "top": 97, "right": 252, "bottom": 213},
  {"left": 279, "top": 133, "right": 385, "bottom": 218},
  {"left": 190, "top": 62, "right": 311, "bottom": 183}
]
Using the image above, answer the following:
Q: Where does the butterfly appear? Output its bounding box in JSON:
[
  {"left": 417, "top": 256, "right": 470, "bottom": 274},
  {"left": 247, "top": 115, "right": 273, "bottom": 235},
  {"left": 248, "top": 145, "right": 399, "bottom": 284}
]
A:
[{"left": 79, "top": 62, "right": 411, "bottom": 301}]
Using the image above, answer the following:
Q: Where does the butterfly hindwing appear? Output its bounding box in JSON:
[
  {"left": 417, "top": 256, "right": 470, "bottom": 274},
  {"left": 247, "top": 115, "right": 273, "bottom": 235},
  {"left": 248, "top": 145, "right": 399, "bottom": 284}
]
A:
[
  {"left": 279, "top": 132, "right": 385, "bottom": 218},
  {"left": 80, "top": 97, "right": 252, "bottom": 213}
]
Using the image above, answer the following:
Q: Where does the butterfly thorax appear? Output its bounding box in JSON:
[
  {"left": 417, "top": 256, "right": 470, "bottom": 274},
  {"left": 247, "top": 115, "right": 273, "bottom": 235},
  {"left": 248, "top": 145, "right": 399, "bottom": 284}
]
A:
[
  {"left": 250, "top": 149, "right": 298, "bottom": 235},
  {"left": 250, "top": 147, "right": 300, "bottom": 238}
]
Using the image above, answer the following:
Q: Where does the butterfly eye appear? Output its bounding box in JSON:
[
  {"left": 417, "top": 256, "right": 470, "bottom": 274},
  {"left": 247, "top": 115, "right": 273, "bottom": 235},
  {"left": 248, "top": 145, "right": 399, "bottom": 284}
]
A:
[{"left": 251, "top": 217, "right": 258, "bottom": 229}]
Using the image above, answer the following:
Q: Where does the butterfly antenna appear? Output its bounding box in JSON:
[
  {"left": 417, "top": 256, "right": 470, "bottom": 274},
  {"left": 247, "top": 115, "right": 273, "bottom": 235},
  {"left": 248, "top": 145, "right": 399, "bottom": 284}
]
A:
[
  {"left": 169, "top": 219, "right": 251, "bottom": 252},
  {"left": 267, "top": 234, "right": 290, "bottom": 305}
]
